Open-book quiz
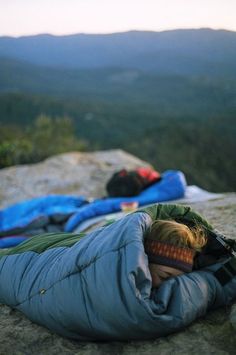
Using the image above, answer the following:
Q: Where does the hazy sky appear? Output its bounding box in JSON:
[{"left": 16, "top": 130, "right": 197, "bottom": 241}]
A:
[{"left": 0, "top": 0, "right": 235, "bottom": 37}]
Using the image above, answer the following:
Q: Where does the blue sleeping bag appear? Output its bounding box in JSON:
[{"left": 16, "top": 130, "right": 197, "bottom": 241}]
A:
[
  {"left": 65, "top": 170, "right": 186, "bottom": 231},
  {"left": 0, "top": 195, "right": 87, "bottom": 235},
  {"left": 0, "top": 212, "right": 235, "bottom": 340},
  {"left": 0, "top": 170, "right": 186, "bottom": 248},
  {"left": 0, "top": 236, "right": 28, "bottom": 248}
]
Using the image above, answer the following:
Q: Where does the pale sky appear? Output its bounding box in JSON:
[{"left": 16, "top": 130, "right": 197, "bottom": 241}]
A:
[{"left": 0, "top": 0, "right": 235, "bottom": 37}]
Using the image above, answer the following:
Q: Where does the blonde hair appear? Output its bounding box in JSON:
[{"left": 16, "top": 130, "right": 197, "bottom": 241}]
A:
[{"left": 147, "top": 219, "right": 207, "bottom": 252}]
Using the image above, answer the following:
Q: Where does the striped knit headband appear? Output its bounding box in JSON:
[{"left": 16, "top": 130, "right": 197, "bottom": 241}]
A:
[{"left": 144, "top": 239, "right": 195, "bottom": 272}]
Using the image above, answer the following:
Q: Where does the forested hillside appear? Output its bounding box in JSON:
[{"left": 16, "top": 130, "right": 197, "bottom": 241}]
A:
[
  {"left": 0, "top": 29, "right": 235, "bottom": 192},
  {"left": 0, "top": 91, "right": 235, "bottom": 192}
]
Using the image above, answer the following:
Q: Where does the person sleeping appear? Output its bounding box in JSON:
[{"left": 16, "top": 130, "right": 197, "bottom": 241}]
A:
[
  {"left": 144, "top": 219, "right": 207, "bottom": 288},
  {"left": 0, "top": 203, "right": 235, "bottom": 341}
]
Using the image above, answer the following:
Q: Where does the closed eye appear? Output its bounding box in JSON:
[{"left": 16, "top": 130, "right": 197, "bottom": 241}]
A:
[{"left": 158, "top": 274, "right": 170, "bottom": 281}]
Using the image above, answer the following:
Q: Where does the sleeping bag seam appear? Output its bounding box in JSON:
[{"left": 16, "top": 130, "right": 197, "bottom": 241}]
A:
[
  {"left": 12, "top": 240, "right": 137, "bottom": 307},
  {"left": 80, "top": 272, "right": 96, "bottom": 332}
]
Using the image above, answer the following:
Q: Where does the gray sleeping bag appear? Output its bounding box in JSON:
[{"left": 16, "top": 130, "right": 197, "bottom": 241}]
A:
[{"left": 0, "top": 212, "right": 235, "bottom": 340}]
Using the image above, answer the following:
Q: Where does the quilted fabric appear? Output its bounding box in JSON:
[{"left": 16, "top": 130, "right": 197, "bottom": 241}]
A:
[{"left": 0, "top": 211, "right": 235, "bottom": 340}]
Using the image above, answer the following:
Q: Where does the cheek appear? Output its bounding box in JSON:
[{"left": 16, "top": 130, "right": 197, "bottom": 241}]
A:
[{"left": 150, "top": 269, "right": 162, "bottom": 288}]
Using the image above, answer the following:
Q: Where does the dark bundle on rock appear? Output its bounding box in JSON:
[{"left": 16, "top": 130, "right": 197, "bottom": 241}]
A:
[{"left": 106, "top": 167, "right": 161, "bottom": 197}]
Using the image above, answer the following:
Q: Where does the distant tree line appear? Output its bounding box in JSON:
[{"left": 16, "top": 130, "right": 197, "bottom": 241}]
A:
[
  {"left": 126, "top": 116, "right": 236, "bottom": 192},
  {"left": 0, "top": 115, "right": 87, "bottom": 167},
  {"left": 0, "top": 93, "right": 235, "bottom": 192}
]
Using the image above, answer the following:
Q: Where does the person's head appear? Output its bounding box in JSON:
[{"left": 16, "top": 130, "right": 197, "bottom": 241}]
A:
[
  {"left": 144, "top": 219, "right": 207, "bottom": 288},
  {"left": 106, "top": 170, "right": 143, "bottom": 197}
]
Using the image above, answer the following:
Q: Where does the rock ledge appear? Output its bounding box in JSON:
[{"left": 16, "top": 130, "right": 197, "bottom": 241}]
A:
[{"left": 0, "top": 150, "right": 235, "bottom": 354}]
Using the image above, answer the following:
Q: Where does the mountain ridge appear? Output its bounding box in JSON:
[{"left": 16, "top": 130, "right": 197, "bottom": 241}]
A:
[
  {"left": 1, "top": 28, "right": 236, "bottom": 73},
  {"left": 1, "top": 27, "right": 235, "bottom": 39},
  {"left": 0, "top": 28, "right": 236, "bottom": 193}
]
